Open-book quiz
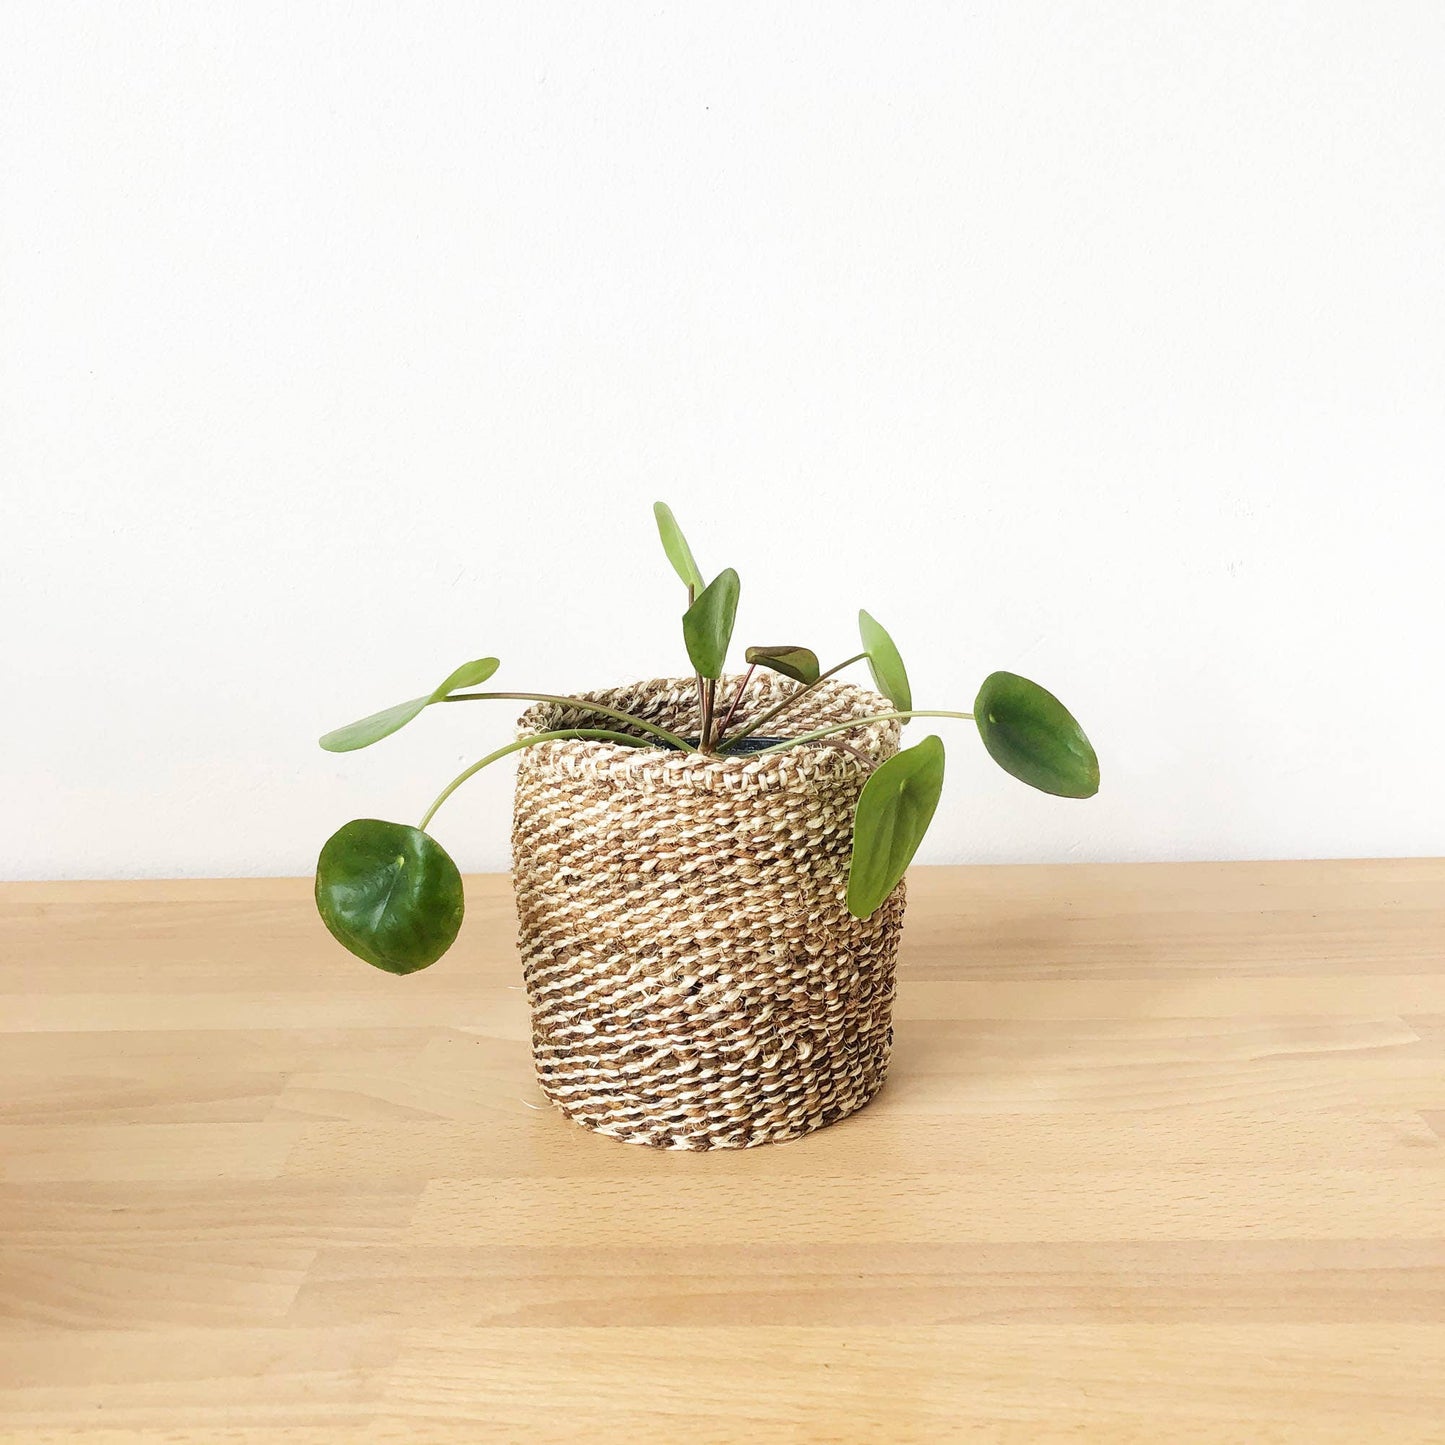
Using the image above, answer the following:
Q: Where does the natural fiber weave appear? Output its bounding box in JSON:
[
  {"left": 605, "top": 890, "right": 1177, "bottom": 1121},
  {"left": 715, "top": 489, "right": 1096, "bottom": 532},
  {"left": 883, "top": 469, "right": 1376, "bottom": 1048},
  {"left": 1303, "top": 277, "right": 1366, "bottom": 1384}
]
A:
[{"left": 511, "top": 673, "right": 906, "bottom": 1150}]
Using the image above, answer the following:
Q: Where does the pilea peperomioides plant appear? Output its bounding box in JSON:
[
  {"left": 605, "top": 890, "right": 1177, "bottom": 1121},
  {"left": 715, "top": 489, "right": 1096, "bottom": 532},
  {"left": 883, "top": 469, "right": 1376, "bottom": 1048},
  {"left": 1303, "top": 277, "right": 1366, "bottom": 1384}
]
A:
[{"left": 314, "top": 503, "right": 1098, "bottom": 974}]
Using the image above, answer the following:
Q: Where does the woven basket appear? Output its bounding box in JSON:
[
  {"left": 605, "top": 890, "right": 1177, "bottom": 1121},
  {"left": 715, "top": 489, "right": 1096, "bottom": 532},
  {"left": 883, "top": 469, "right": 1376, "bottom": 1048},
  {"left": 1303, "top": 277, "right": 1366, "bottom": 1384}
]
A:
[{"left": 511, "top": 673, "right": 906, "bottom": 1150}]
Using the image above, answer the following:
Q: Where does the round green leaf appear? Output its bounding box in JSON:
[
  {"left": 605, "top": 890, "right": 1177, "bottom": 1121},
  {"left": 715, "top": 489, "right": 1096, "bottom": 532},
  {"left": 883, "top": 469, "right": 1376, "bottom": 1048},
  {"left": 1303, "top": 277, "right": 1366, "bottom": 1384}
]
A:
[
  {"left": 745, "top": 645, "right": 820, "bottom": 685},
  {"left": 683, "top": 568, "right": 740, "bottom": 680},
  {"left": 653, "top": 501, "right": 705, "bottom": 596},
  {"left": 319, "top": 657, "right": 500, "bottom": 752},
  {"left": 314, "top": 819, "right": 464, "bottom": 974},
  {"left": 846, "top": 735, "right": 945, "bottom": 919},
  {"left": 858, "top": 610, "right": 912, "bottom": 712},
  {"left": 974, "top": 671, "right": 1099, "bottom": 798}
]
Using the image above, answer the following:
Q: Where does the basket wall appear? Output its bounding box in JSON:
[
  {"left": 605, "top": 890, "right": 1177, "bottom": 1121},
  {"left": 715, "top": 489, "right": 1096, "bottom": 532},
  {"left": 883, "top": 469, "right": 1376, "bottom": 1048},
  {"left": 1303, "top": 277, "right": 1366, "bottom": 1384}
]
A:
[{"left": 510, "top": 673, "right": 905, "bottom": 1150}]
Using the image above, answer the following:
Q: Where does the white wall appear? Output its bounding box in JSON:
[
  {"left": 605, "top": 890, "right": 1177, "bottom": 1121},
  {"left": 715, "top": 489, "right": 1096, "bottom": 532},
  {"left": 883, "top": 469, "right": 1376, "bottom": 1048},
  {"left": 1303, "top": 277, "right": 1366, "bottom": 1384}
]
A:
[{"left": 3, "top": 2, "right": 1442, "bottom": 880}]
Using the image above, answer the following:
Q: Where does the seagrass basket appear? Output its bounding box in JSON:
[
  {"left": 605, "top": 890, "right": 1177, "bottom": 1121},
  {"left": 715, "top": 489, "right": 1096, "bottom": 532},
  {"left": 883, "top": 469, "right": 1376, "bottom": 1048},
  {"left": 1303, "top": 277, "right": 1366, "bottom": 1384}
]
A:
[{"left": 511, "top": 672, "right": 906, "bottom": 1150}]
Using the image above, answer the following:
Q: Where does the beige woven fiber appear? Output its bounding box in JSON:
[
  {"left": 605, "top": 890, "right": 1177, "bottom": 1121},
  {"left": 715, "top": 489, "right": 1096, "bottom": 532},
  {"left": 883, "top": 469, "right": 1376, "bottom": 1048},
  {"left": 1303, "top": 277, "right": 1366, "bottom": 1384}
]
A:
[{"left": 511, "top": 673, "right": 906, "bottom": 1150}]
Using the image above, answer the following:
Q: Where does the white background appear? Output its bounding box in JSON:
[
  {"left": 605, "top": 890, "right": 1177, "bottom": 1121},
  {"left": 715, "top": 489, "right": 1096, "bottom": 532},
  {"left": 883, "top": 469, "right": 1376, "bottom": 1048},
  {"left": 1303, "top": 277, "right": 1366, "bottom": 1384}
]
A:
[{"left": 3, "top": 2, "right": 1442, "bottom": 880}]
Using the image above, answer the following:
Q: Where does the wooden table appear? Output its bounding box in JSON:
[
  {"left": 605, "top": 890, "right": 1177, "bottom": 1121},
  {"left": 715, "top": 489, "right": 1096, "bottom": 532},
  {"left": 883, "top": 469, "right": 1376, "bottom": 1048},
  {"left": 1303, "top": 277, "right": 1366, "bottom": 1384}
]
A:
[{"left": 3, "top": 860, "right": 1442, "bottom": 1442}]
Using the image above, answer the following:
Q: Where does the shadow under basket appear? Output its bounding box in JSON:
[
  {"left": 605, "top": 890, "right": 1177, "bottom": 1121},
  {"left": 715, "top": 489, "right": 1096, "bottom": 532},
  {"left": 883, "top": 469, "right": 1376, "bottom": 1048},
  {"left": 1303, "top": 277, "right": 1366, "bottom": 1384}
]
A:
[{"left": 511, "top": 673, "right": 906, "bottom": 1150}]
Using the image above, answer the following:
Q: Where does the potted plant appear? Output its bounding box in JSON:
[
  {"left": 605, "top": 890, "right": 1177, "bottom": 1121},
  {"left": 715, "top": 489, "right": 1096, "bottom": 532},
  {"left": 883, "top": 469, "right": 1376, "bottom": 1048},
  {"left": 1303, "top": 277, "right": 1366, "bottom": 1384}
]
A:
[{"left": 315, "top": 504, "right": 1099, "bottom": 1149}]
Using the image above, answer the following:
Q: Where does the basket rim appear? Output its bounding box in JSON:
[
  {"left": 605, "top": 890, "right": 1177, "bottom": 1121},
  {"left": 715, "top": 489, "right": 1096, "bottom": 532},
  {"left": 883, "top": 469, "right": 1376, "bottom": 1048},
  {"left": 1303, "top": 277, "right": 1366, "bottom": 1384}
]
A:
[{"left": 513, "top": 674, "right": 902, "bottom": 794}]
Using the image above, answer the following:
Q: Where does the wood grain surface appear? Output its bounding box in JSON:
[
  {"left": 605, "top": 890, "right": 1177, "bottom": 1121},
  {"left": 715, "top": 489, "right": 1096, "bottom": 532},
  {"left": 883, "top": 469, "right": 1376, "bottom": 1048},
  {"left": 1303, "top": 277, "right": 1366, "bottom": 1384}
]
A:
[{"left": 2, "top": 860, "right": 1442, "bottom": 1443}]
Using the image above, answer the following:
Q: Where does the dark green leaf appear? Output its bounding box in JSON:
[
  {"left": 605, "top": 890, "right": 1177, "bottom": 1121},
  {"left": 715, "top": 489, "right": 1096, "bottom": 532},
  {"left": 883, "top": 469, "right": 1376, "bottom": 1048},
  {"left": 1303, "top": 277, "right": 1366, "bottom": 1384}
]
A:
[
  {"left": 315, "top": 818, "right": 464, "bottom": 974},
  {"left": 653, "top": 501, "right": 705, "bottom": 596},
  {"left": 745, "top": 645, "right": 820, "bottom": 686},
  {"left": 319, "top": 657, "right": 500, "bottom": 752},
  {"left": 846, "top": 735, "right": 946, "bottom": 919},
  {"left": 858, "top": 610, "right": 912, "bottom": 712},
  {"left": 974, "top": 671, "right": 1099, "bottom": 798},
  {"left": 683, "top": 568, "right": 740, "bottom": 679}
]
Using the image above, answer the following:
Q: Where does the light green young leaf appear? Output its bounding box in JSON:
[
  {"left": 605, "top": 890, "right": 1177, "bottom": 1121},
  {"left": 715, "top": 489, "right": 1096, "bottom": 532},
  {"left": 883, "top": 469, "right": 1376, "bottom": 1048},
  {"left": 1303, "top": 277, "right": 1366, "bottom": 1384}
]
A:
[
  {"left": 683, "top": 569, "right": 740, "bottom": 680},
  {"left": 858, "top": 610, "right": 912, "bottom": 712},
  {"left": 653, "top": 501, "right": 705, "bottom": 596},
  {"left": 846, "top": 735, "right": 945, "bottom": 918},
  {"left": 319, "top": 657, "right": 500, "bottom": 753}
]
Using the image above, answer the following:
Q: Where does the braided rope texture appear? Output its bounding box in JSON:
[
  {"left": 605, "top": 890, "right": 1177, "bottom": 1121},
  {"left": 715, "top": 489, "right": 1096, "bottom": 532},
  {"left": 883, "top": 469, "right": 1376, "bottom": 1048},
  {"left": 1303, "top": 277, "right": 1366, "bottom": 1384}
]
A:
[{"left": 511, "top": 673, "right": 906, "bottom": 1150}]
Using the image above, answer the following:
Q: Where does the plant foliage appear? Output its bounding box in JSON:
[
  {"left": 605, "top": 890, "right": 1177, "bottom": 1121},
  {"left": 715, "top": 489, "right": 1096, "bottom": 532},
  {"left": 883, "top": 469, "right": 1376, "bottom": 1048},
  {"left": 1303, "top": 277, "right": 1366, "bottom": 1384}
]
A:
[{"left": 314, "top": 503, "right": 1099, "bottom": 971}]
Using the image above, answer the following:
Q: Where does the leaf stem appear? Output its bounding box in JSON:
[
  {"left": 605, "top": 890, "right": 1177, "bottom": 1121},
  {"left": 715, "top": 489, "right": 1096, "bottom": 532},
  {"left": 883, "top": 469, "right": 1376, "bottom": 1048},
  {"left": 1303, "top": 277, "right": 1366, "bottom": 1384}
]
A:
[
  {"left": 713, "top": 663, "right": 755, "bottom": 746},
  {"left": 419, "top": 729, "right": 650, "bottom": 830},
  {"left": 701, "top": 677, "right": 719, "bottom": 751},
  {"left": 750, "top": 710, "right": 975, "bottom": 755},
  {"left": 719, "top": 652, "right": 869, "bottom": 749},
  {"left": 439, "top": 692, "right": 694, "bottom": 751}
]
